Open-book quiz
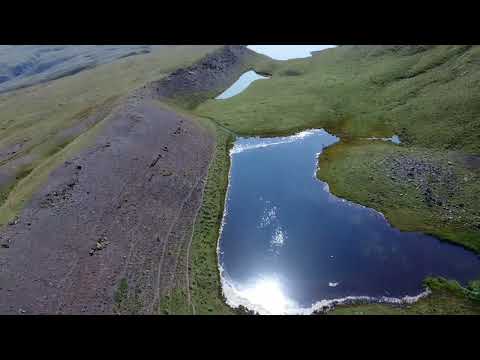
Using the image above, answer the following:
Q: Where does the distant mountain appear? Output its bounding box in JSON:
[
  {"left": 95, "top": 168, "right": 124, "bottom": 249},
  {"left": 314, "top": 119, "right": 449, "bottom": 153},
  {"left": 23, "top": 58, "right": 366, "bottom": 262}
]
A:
[{"left": 0, "top": 45, "right": 167, "bottom": 93}]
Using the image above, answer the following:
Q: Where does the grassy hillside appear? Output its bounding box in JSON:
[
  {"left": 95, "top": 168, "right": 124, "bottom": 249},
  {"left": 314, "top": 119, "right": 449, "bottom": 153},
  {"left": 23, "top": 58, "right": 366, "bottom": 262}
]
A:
[
  {"left": 196, "top": 46, "right": 480, "bottom": 149},
  {"left": 0, "top": 45, "right": 223, "bottom": 225},
  {"left": 0, "top": 45, "right": 171, "bottom": 93},
  {"left": 331, "top": 277, "right": 480, "bottom": 315},
  {"left": 195, "top": 45, "right": 480, "bottom": 250}
]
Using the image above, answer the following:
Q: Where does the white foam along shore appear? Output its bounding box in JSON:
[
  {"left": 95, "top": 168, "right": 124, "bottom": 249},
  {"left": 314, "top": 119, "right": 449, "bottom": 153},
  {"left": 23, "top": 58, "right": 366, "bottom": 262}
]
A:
[
  {"left": 230, "top": 129, "right": 324, "bottom": 155},
  {"left": 219, "top": 267, "right": 431, "bottom": 315},
  {"left": 216, "top": 128, "right": 431, "bottom": 315}
]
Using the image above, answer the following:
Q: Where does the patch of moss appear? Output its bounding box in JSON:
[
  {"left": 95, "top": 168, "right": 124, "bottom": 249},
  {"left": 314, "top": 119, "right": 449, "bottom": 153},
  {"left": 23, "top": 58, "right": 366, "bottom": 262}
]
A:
[{"left": 331, "top": 277, "right": 480, "bottom": 315}]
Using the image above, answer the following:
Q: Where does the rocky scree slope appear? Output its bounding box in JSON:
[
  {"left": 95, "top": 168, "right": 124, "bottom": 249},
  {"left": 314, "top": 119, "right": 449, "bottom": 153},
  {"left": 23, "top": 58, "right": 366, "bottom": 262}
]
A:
[{"left": 0, "top": 45, "right": 255, "bottom": 314}]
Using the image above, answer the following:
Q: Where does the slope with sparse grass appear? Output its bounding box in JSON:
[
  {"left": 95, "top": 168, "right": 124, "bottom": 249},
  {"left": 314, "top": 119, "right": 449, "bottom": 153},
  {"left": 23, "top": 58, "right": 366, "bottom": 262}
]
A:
[
  {"left": 0, "top": 45, "right": 172, "bottom": 93},
  {"left": 0, "top": 45, "right": 223, "bottom": 225},
  {"left": 0, "top": 45, "right": 271, "bottom": 315}
]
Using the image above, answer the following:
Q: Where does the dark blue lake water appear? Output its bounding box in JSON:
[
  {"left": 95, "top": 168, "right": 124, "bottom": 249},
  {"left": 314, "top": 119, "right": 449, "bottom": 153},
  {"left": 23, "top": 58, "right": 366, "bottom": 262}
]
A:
[{"left": 218, "top": 129, "right": 480, "bottom": 314}]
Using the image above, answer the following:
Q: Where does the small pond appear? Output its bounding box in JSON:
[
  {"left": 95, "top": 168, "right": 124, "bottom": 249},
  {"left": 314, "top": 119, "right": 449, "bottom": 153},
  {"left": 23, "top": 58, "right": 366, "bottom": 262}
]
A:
[
  {"left": 216, "top": 70, "right": 269, "bottom": 100},
  {"left": 247, "top": 45, "right": 337, "bottom": 60},
  {"left": 216, "top": 45, "right": 338, "bottom": 100}
]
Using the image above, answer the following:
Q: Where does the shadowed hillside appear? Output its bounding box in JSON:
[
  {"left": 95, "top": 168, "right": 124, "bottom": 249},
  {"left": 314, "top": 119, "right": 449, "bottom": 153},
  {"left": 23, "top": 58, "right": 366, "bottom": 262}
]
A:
[{"left": 0, "top": 45, "right": 175, "bottom": 93}]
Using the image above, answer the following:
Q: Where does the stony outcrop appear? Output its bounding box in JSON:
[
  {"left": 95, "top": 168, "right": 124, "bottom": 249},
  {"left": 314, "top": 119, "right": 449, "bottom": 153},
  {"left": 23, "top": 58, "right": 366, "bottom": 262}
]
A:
[{"left": 151, "top": 45, "right": 255, "bottom": 106}]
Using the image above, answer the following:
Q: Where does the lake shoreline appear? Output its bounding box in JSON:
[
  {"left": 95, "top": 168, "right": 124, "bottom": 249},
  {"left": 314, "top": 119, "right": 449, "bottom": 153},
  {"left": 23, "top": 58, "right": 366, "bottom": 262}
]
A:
[{"left": 216, "top": 129, "right": 480, "bottom": 315}]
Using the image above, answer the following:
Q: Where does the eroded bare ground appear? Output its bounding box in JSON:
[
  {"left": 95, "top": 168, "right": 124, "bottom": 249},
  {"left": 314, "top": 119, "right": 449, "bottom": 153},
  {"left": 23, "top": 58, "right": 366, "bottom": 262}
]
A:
[{"left": 0, "top": 92, "right": 214, "bottom": 314}]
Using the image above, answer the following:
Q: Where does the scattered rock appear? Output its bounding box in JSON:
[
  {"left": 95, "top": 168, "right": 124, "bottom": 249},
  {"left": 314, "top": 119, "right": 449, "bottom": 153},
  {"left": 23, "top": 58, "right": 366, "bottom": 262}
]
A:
[
  {"left": 149, "top": 154, "right": 163, "bottom": 168},
  {"left": 90, "top": 236, "right": 109, "bottom": 255},
  {"left": 387, "top": 153, "right": 458, "bottom": 211},
  {"left": 41, "top": 183, "right": 76, "bottom": 208},
  {"left": 8, "top": 217, "right": 19, "bottom": 226},
  {"left": 153, "top": 45, "right": 250, "bottom": 107}
]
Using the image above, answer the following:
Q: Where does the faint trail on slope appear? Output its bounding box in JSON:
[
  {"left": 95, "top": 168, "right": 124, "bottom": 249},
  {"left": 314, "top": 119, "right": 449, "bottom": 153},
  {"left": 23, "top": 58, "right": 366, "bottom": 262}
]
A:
[
  {"left": 184, "top": 155, "right": 214, "bottom": 315},
  {"left": 150, "top": 174, "right": 204, "bottom": 313}
]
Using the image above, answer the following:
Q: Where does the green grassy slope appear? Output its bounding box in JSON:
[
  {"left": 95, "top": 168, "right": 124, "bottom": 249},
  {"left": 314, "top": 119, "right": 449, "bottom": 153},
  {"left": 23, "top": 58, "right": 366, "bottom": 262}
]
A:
[
  {"left": 0, "top": 45, "right": 169, "bottom": 93},
  {"left": 318, "top": 141, "right": 480, "bottom": 252},
  {"left": 0, "top": 45, "right": 223, "bottom": 225},
  {"left": 196, "top": 45, "right": 480, "bottom": 148},
  {"left": 331, "top": 277, "right": 480, "bottom": 315},
  {"left": 195, "top": 45, "right": 480, "bottom": 249}
]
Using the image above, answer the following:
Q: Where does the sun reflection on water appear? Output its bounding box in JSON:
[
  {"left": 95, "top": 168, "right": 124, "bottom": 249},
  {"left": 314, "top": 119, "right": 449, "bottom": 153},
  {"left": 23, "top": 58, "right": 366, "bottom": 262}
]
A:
[{"left": 231, "top": 276, "right": 298, "bottom": 315}]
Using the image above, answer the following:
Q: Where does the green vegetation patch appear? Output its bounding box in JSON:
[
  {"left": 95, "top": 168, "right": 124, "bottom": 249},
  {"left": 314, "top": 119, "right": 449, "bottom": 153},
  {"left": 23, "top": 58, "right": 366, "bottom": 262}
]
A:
[
  {"left": 113, "top": 278, "right": 144, "bottom": 315},
  {"left": 189, "top": 126, "right": 235, "bottom": 314},
  {"left": 195, "top": 45, "right": 480, "bottom": 151},
  {"left": 157, "top": 117, "right": 236, "bottom": 315},
  {"left": 159, "top": 288, "right": 192, "bottom": 315},
  {"left": 330, "top": 277, "right": 480, "bottom": 315},
  {"left": 317, "top": 140, "right": 480, "bottom": 252}
]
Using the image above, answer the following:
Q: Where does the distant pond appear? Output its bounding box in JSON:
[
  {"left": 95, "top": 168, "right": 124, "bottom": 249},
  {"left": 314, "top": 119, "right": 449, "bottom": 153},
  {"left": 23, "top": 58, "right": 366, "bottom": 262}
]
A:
[
  {"left": 216, "top": 70, "right": 269, "bottom": 100},
  {"left": 247, "top": 45, "right": 336, "bottom": 60},
  {"left": 218, "top": 129, "right": 480, "bottom": 314}
]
